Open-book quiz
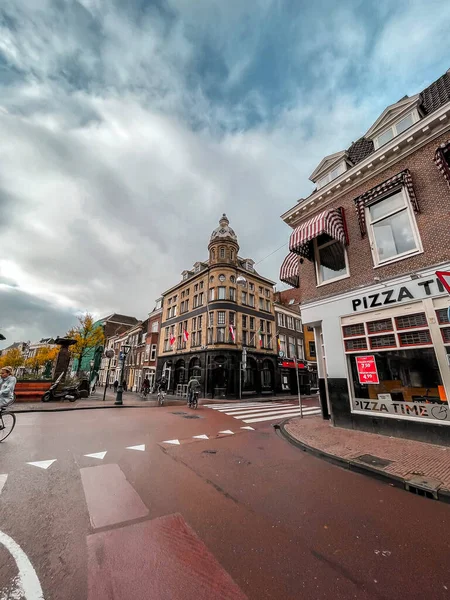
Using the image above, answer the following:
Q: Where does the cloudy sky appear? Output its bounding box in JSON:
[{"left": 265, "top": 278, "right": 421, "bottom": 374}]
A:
[{"left": 1, "top": 0, "right": 449, "bottom": 347}]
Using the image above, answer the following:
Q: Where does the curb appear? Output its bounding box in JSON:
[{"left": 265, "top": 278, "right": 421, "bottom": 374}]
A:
[{"left": 275, "top": 418, "right": 450, "bottom": 504}]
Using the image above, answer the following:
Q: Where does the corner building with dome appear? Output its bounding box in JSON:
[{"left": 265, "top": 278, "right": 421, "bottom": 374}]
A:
[{"left": 156, "top": 214, "right": 279, "bottom": 398}]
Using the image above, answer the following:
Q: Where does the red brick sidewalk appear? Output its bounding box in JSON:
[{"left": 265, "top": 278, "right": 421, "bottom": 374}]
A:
[{"left": 282, "top": 416, "right": 450, "bottom": 500}]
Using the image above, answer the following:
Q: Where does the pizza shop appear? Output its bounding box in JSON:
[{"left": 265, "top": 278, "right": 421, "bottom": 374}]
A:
[{"left": 302, "top": 266, "right": 450, "bottom": 445}]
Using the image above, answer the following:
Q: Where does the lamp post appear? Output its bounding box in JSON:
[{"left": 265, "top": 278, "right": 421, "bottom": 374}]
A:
[
  {"left": 115, "top": 345, "right": 131, "bottom": 406},
  {"left": 236, "top": 275, "right": 248, "bottom": 400},
  {"left": 293, "top": 355, "right": 303, "bottom": 418},
  {"left": 103, "top": 349, "right": 115, "bottom": 402}
]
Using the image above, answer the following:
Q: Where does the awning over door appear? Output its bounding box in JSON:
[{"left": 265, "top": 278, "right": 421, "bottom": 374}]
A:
[
  {"left": 289, "top": 208, "right": 347, "bottom": 260},
  {"left": 435, "top": 140, "right": 450, "bottom": 190},
  {"left": 279, "top": 252, "right": 299, "bottom": 288}
]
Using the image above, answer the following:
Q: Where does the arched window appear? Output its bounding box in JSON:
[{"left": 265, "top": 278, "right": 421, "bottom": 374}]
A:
[
  {"left": 230, "top": 275, "right": 236, "bottom": 283},
  {"left": 220, "top": 247, "right": 226, "bottom": 259},
  {"left": 211, "top": 249, "right": 216, "bottom": 261},
  {"left": 230, "top": 250, "right": 234, "bottom": 260}
]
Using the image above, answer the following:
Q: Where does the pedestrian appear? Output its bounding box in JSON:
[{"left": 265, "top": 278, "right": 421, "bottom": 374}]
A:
[
  {"left": 0, "top": 366, "right": 17, "bottom": 407},
  {"left": 113, "top": 379, "right": 119, "bottom": 392},
  {"left": 123, "top": 380, "right": 127, "bottom": 392}
]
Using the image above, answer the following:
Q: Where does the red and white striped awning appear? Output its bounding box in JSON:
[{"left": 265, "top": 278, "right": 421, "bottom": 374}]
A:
[
  {"left": 435, "top": 140, "right": 450, "bottom": 190},
  {"left": 289, "top": 208, "right": 347, "bottom": 259},
  {"left": 279, "top": 252, "right": 299, "bottom": 288}
]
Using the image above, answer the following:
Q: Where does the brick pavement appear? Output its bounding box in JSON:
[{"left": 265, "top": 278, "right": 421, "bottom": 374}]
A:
[{"left": 283, "top": 416, "right": 450, "bottom": 494}]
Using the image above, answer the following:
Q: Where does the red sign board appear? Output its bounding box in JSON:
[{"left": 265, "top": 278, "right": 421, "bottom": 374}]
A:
[
  {"left": 281, "top": 360, "right": 306, "bottom": 369},
  {"left": 356, "top": 355, "right": 379, "bottom": 384},
  {"left": 436, "top": 271, "right": 450, "bottom": 295}
]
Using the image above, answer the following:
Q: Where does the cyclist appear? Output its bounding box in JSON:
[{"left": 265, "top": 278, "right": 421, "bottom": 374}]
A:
[
  {"left": 0, "top": 366, "right": 16, "bottom": 408},
  {"left": 187, "top": 376, "right": 201, "bottom": 407},
  {"left": 141, "top": 377, "right": 150, "bottom": 397}
]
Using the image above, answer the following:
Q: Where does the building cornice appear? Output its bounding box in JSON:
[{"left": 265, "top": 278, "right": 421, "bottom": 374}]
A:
[{"left": 281, "top": 102, "right": 450, "bottom": 227}]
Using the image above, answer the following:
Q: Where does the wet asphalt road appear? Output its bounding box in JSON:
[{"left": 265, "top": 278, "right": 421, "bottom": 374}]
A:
[{"left": 1, "top": 401, "right": 450, "bottom": 600}]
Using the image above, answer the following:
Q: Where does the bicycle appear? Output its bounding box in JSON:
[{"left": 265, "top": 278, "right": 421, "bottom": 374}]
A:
[
  {"left": 157, "top": 389, "right": 166, "bottom": 406},
  {"left": 0, "top": 405, "right": 16, "bottom": 442},
  {"left": 140, "top": 386, "right": 150, "bottom": 399},
  {"left": 188, "top": 390, "right": 199, "bottom": 410}
]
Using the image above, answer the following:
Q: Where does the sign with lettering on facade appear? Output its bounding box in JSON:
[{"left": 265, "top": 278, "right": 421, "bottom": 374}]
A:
[
  {"left": 356, "top": 356, "right": 379, "bottom": 384},
  {"left": 354, "top": 399, "right": 450, "bottom": 423}
]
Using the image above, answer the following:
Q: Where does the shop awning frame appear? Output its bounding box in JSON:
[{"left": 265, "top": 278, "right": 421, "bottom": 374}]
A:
[
  {"left": 288, "top": 208, "right": 348, "bottom": 260},
  {"left": 434, "top": 140, "right": 450, "bottom": 190}
]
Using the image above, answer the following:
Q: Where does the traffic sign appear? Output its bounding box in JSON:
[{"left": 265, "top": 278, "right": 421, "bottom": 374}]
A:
[
  {"left": 436, "top": 271, "right": 450, "bottom": 294},
  {"left": 356, "top": 355, "right": 379, "bottom": 384},
  {"left": 278, "top": 350, "right": 285, "bottom": 358}
]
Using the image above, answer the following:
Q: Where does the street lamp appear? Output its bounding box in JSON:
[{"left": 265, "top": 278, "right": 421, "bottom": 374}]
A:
[
  {"left": 236, "top": 275, "right": 247, "bottom": 399},
  {"left": 115, "top": 345, "right": 131, "bottom": 406},
  {"left": 103, "top": 349, "right": 115, "bottom": 402}
]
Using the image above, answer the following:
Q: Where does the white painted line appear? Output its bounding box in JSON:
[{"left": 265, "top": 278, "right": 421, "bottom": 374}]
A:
[
  {"left": 193, "top": 434, "right": 209, "bottom": 440},
  {"left": 243, "top": 410, "right": 320, "bottom": 423},
  {"left": 217, "top": 404, "right": 289, "bottom": 413},
  {"left": 126, "top": 444, "right": 146, "bottom": 451},
  {"left": 0, "top": 474, "right": 7, "bottom": 495},
  {"left": 84, "top": 451, "right": 107, "bottom": 460},
  {"left": 162, "top": 439, "right": 180, "bottom": 445},
  {"left": 224, "top": 405, "right": 296, "bottom": 415},
  {"left": 205, "top": 403, "right": 270, "bottom": 409},
  {"left": 231, "top": 406, "right": 319, "bottom": 419},
  {"left": 218, "top": 430, "right": 234, "bottom": 435},
  {"left": 0, "top": 530, "right": 45, "bottom": 599},
  {"left": 27, "top": 460, "right": 56, "bottom": 470},
  {"left": 240, "top": 426, "right": 255, "bottom": 431}
]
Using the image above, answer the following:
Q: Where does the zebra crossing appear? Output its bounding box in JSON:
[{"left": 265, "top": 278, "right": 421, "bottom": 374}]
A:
[{"left": 203, "top": 401, "right": 321, "bottom": 424}]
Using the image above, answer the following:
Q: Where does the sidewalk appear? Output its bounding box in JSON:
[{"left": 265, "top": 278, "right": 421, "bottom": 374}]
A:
[
  {"left": 12, "top": 389, "right": 308, "bottom": 413},
  {"left": 280, "top": 416, "right": 450, "bottom": 502}
]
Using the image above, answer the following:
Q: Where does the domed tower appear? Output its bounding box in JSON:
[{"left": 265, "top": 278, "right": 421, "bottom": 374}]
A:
[{"left": 208, "top": 214, "right": 239, "bottom": 266}]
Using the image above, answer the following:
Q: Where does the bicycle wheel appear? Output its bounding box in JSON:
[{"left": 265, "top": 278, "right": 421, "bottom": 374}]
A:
[{"left": 0, "top": 411, "right": 16, "bottom": 442}]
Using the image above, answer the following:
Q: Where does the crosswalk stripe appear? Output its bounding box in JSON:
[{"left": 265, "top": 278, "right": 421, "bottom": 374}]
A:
[
  {"left": 243, "top": 409, "right": 321, "bottom": 423},
  {"left": 223, "top": 405, "right": 296, "bottom": 415},
  {"left": 0, "top": 474, "right": 7, "bottom": 495},
  {"left": 232, "top": 407, "right": 320, "bottom": 420},
  {"left": 205, "top": 403, "right": 276, "bottom": 409},
  {"left": 214, "top": 404, "right": 287, "bottom": 412}
]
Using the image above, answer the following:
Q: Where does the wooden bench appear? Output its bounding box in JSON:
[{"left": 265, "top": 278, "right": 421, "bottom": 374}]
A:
[{"left": 15, "top": 381, "right": 53, "bottom": 402}]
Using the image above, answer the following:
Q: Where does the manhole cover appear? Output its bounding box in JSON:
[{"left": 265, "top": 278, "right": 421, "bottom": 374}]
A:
[
  {"left": 355, "top": 454, "right": 393, "bottom": 468},
  {"left": 202, "top": 450, "right": 217, "bottom": 455},
  {"left": 183, "top": 415, "right": 200, "bottom": 419}
]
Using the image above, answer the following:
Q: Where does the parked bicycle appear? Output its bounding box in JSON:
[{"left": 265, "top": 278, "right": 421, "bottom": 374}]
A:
[{"left": 157, "top": 388, "right": 166, "bottom": 406}]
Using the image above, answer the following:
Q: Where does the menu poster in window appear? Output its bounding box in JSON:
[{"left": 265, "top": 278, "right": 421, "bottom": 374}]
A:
[{"left": 356, "top": 355, "right": 379, "bottom": 384}]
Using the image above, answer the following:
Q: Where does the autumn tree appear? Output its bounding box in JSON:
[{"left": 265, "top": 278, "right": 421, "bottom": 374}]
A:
[
  {"left": 25, "top": 346, "right": 59, "bottom": 375},
  {"left": 67, "top": 314, "right": 104, "bottom": 374},
  {"left": 0, "top": 347, "right": 25, "bottom": 370}
]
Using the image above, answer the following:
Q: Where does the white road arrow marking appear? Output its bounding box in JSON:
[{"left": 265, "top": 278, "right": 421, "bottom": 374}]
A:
[
  {"left": 218, "top": 430, "right": 234, "bottom": 435},
  {"left": 162, "top": 439, "right": 180, "bottom": 445},
  {"left": 193, "top": 434, "right": 209, "bottom": 440},
  {"left": 241, "top": 426, "right": 255, "bottom": 431},
  {"left": 0, "top": 474, "right": 7, "bottom": 495},
  {"left": 84, "top": 451, "right": 107, "bottom": 460},
  {"left": 126, "top": 444, "right": 146, "bottom": 451},
  {"left": 0, "top": 530, "right": 44, "bottom": 599},
  {"left": 27, "top": 460, "right": 56, "bottom": 470}
]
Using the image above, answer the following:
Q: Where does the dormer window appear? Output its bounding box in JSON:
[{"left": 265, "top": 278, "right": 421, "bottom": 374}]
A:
[
  {"left": 373, "top": 112, "right": 418, "bottom": 149},
  {"left": 317, "top": 161, "right": 347, "bottom": 190},
  {"left": 182, "top": 272, "right": 189, "bottom": 281},
  {"left": 194, "top": 264, "right": 201, "bottom": 273},
  {"left": 245, "top": 261, "right": 254, "bottom": 272}
]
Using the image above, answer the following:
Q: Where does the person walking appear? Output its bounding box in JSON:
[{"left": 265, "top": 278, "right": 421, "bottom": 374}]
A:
[
  {"left": 123, "top": 380, "right": 127, "bottom": 392},
  {"left": 113, "top": 379, "right": 119, "bottom": 393},
  {"left": 0, "top": 366, "right": 17, "bottom": 407}
]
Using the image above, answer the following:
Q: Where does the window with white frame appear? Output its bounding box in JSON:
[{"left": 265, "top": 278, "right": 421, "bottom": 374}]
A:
[
  {"left": 209, "top": 288, "right": 215, "bottom": 301},
  {"left": 314, "top": 233, "right": 348, "bottom": 284},
  {"left": 151, "top": 321, "right": 159, "bottom": 333},
  {"left": 150, "top": 344, "right": 157, "bottom": 361},
  {"left": 295, "top": 318, "right": 302, "bottom": 332},
  {"left": 297, "top": 339, "right": 303, "bottom": 359},
  {"left": 220, "top": 247, "right": 225, "bottom": 259},
  {"left": 367, "top": 188, "right": 420, "bottom": 265},
  {"left": 218, "top": 286, "right": 226, "bottom": 300},
  {"left": 317, "top": 161, "right": 347, "bottom": 190},
  {"left": 279, "top": 334, "right": 286, "bottom": 353},
  {"left": 286, "top": 316, "right": 294, "bottom": 330},
  {"left": 288, "top": 336, "right": 296, "bottom": 358},
  {"left": 373, "top": 112, "right": 418, "bottom": 149},
  {"left": 278, "top": 312, "right": 286, "bottom": 327},
  {"left": 217, "top": 311, "right": 226, "bottom": 325},
  {"left": 229, "top": 287, "right": 236, "bottom": 301}
]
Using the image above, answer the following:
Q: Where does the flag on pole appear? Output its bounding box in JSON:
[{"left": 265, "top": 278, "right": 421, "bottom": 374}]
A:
[
  {"left": 183, "top": 329, "right": 189, "bottom": 342},
  {"left": 229, "top": 324, "right": 235, "bottom": 342},
  {"left": 169, "top": 333, "right": 176, "bottom": 346},
  {"left": 257, "top": 329, "right": 263, "bottom": 348},
  {"left": 277, "top": 336, "right": 281, "bottom": 351}
]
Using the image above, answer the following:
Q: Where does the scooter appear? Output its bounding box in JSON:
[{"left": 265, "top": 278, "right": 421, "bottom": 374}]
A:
[{"left": 41, "top": 373, "right": 81, "bottom": 403}]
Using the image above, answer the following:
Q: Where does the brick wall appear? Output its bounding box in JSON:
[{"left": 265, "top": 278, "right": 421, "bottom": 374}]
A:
[{"left": 297, "top": 131, "right": 450, "bottom": 304}]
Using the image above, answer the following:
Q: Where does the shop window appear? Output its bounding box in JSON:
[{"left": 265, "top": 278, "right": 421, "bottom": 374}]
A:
[
  {"left": 366, "top": 318, "right": 393, "bottom": 334},
  {"left": 398, "top": 330, "right": 431, "bottom": 346},
  {"left": 395, "top": 313, "right": 427, "bottom": 329},
  {"left": 367, "top": 189, "right": 421, "bottom": 265},
  {"left": 370, "top": 334, "right": 396, "bottom": 349},
  {"left": 343, "top": 323, "right": 365, "bottom": 337},
  {"left": 314, "top": 233, "right": 348, "bottom": 284},
  {"left": 345, "top": 338, "right": 368, "bottom": 351}
]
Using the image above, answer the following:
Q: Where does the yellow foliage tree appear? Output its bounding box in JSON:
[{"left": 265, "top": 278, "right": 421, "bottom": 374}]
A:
[
  {"left": 67, "top": 314, "right": 105, "bottom": 374},
  {"left": 0, "top": 347, "right": 25, "bottom": 370},
  {"left": 25, "top": 346, "right": 59, "bottom": 375}
]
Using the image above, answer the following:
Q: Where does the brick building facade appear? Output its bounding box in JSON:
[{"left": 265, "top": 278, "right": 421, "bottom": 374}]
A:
[{"left": 280, "top": 68, "right": 450, "bottom": 444}]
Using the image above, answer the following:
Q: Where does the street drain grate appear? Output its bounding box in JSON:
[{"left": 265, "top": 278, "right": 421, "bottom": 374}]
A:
[
  {"left": 202, "top": 450, "right": 217, "bottom": 455},
  {"left": 405, "top": 476, "right": 440, "bottom": 500},
  {"left": 183, "top": 415, "right": 200, "bottom": 419},
  {"left": 171, "top": 411, "right": 188, "bottom": 415},
  {"left": 355, "top": 454, "right": 393, "bottom": 468}
]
